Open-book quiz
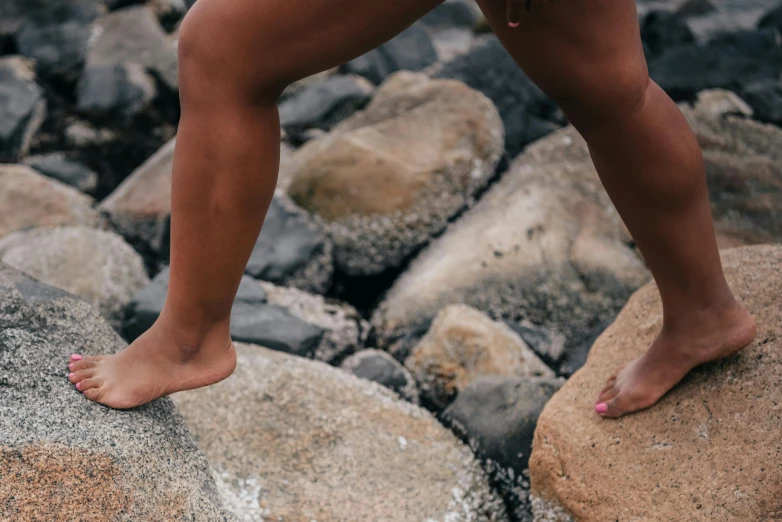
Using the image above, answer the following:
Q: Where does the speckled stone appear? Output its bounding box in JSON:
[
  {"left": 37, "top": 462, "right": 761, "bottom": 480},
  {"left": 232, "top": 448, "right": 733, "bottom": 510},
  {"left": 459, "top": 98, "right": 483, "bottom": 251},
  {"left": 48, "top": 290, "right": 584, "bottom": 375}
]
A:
[
  {"left": 0, "top": 263, "right": 236, "bottom": 521},
  {"left": 530, "top": 245, "right": 782, "bottom": 522},
  {"left": 174, "top": 343, "right": 509, "bottom": 522}
]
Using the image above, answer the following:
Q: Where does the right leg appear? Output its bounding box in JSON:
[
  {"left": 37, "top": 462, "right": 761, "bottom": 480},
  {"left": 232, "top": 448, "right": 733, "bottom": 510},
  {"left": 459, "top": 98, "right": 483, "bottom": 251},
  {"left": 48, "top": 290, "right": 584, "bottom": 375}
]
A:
[{"left": 68, "top": 0, "right": 444, "bottom": 409}]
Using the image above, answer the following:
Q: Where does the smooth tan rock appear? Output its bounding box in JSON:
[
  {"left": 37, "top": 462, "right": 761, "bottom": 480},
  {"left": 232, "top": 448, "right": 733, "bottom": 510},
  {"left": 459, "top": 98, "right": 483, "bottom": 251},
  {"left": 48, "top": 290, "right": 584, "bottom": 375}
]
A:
[
  {"left": 406, "top": 304, "right": 554, "bottom": 410},
  {"left": 0, "top": 164, "right": 99, "bottom": 238},
  {"left": 0, "top": 226, "right": 149, "bottom": 324},
  {"left": 174, "top": 343, "right": 508, "bottom": 522},
  {"left": 372, "top": 125, "right": 650, "bottom": 369},
  {"left": 287, "top": 71, "right": 504, "bottom": 275},
  {"left": 529, "top": 245, "right": 782, "bottom": 522}
]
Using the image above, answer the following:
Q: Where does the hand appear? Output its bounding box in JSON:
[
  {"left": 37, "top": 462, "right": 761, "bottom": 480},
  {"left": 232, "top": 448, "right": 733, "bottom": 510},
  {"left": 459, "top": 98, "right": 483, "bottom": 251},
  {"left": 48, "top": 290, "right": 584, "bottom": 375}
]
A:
[{"left": 507, "top": 0, "right": 553, "bottom": 26}]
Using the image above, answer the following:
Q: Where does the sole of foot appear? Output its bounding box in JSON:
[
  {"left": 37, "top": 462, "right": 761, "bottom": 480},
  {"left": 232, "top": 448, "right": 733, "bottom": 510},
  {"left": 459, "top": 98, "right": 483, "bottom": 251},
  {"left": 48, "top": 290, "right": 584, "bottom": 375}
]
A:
[
  {"left": 67, "top": 328, "right": 237, "bottom": 410},
  {"left": 595, "top": 303, "right": 756, "bottom": 419}
]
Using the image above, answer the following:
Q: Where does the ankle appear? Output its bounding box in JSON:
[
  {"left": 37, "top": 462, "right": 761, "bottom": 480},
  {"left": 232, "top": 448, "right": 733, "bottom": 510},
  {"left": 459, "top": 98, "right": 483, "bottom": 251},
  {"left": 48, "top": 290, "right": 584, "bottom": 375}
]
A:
[{"left": 150, "top": 309, "right": 232, "bottom": 356}]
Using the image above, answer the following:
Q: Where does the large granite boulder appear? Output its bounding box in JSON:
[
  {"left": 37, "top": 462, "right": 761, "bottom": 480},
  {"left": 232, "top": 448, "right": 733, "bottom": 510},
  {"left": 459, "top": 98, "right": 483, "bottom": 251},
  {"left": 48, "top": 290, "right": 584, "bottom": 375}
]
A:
[
  {"left": 529, "top": 244, "right": 782, "bottom": 522},
  {"left": 406, "top": 304, "right": 554, "bottom": 410},
  {"left": 0, "top": 263, "right": 236, "bottom": 521},
  {"left": 0, "top": 226, "right": 149, "bottom": 326},
  {"left": 0, "top": 57, "right": 46, "bottom": 163},
  {"left": 372, "top": 125, "right": 650, "bottom": 374},
  {"left": 287, "top": 71, "right": 504, "bottom": 276},
  {"left": 0, "top": 164, "right": 99, "bottom": 239},
  {"left": 174, "top": 343, "right": 509, "bottom": 522}
]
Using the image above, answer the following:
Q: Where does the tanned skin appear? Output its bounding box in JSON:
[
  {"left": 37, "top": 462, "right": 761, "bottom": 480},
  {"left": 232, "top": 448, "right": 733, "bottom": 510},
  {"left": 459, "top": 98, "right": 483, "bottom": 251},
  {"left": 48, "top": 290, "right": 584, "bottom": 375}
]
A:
[{"left": 68, "top": 0, "right": 756, "bottom": 417}]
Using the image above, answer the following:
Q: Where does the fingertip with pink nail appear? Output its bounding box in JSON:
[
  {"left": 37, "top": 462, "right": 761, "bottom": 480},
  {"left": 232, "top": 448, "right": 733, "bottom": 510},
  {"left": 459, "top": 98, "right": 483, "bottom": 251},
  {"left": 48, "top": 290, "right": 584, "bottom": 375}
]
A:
[{"left": 508, "top": 22, "right": 519, "bottom": 28}]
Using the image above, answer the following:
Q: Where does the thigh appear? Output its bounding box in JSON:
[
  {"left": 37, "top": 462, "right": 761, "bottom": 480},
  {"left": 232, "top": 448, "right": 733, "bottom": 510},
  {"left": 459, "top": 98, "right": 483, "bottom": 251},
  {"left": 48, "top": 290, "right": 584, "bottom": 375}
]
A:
[
  {"left": 180, "top": 0, "right": 445, "bottom": 98},
  {"left": 475, "top": 0, "right": 648, "bottom": 122}
]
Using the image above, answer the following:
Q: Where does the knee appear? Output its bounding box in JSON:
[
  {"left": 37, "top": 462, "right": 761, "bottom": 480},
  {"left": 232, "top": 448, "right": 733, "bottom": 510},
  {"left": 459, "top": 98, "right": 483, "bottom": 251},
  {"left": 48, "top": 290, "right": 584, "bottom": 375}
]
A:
[{"left": 176, "top": 4, "right": 284, "bottom": 105}]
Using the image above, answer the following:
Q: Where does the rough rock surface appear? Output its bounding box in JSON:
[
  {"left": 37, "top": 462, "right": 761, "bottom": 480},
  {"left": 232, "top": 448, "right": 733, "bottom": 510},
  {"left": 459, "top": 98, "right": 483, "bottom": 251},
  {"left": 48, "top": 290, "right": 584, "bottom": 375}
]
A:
[
  {"left": 529, "top": 244, "right": 782, "bottom": 522},
  {"left": 174, "top": 343, "right": 509, "bottom": 522},
  {"left": 444, "top": 376, "right": 564, "bottom": 521},
  {"left": 0, "top": 226, "right": 149, "bottom": 325},
  {"left": 406, "top": 304, "right": 554, "bottom": 410},
  {"left": 86, "top": 5, "right": 179, "bottom": 92},
  {"left": 22, "top": 152, "right": 99, "bottom": 193},
  {"left": 0, "top": 57, "right": 46, "bottom": 162},
  {"left": 435, "top": 37, "right": 562, "bottom": 157},
  {"left": 77, "top": 62, "right": 157, "bottom": 122},
  {"left": 684, "top": 89, "right": 782, "bottom": 247},
  {"left": 0, "top": 263, "right": 236, "bottom": 521},
  {"left": 287, "top": 71, "right": 504, "bottom": 276},
  {"left": 246, "top": 195, "right": 334, "bottom": 295},
  {"left": 372, "top": 125, "right": 650, "bottom": 371},
  {"left": 640, "top": 9, "right": 695, "bottom": 57},
  {"left": 0, "top": 164, "right": 99, "bottom": 239},
  {"left": 341, "top": 348, "right": 419, "bottom": 403},
  {"left": 258, "top": 280, "right": 367, "bottom": 364}
]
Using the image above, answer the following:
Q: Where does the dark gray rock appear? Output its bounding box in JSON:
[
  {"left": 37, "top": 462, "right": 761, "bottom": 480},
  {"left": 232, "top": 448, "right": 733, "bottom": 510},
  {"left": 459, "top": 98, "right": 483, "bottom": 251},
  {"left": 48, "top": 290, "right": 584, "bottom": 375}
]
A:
[
  {"left": 443, "top": 375, "right": 563, "bottom": 521},
  {"left": 77, "top": 62, "right": 157, "bottom": 122},
  {"left": 22, "top": 152, "right": 99, "bottom": 193},
  {"left": 419, "top": 2, "right": 479, "bottom": 29},
  {"left": 0, "top": 57, "right": 46, "bottom": 163},
  {"left": 0, "top": 263, "right": 237, "bottom": 521},
  {"left": 86, "top": 5, "right": 179, "bottom": 92},
  {"left": 649, "top": 29, "right": 782, "bottom": 99},
  {"left": 342, "top": 23, "right": 438, "bottom": 85},
  {"left": 14, "top": 0, "right": 100, "bottom": 80},
  {"left": 279, "top": 75, "right": 373, "bottom": 143},
  {"left": 341, "top": 349, "right": 419, "bottom": 403},
  {"left": 676, "top": 0, "right": 718, "bottom": 18},
  {"left": 742, "top": 78, "right": 782, "bottom": 125},
  {"left": 246, "top": 195, "right": 334, "bottom": 294},
  {"left": 435, "top": 36, "right": 562, "bottom": 157},
  {"left": 640, "top": 10, "right": 695, "bottom": 57},
  {"left": 506, "top": 320, "right": 567, "bottom": 370},
  {"left": 758, "top": 2, "right": 782, "bottom": 32},
  {"left": 124, "top": 267, "right": 326, "bottom": 358}
]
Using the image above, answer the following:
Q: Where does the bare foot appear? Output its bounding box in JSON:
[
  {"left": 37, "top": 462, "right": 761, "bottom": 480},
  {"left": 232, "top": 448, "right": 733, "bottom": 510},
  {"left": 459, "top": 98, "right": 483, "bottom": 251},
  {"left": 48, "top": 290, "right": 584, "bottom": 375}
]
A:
[
  {"left": 595, "top": 302, "right": 756, "bottom": 418},
  {"left": 67, "top": 321, "right": 236, "bottom": 410}
]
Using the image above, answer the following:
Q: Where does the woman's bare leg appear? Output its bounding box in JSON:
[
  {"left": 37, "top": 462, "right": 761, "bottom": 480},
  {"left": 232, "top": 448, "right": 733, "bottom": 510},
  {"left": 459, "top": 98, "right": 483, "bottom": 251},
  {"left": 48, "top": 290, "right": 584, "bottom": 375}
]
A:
[
  {"left": 68, "top": 0, "right": 444, "bottom": 409},
  {"left": 476, "top": 0, "right": 756, "bottom": 417}
]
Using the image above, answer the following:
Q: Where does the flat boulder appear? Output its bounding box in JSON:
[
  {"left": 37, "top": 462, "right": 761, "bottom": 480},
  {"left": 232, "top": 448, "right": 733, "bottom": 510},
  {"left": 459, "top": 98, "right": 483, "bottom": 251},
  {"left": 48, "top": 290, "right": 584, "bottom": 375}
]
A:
[
  {"left": 0, "top": 164, "right": 99, "bottom": 238},
  {"left": 372, "top": 125, "right": 650, "bottom": 373},
  {"left": 529, "top": 245, "right": 782, "bottom": 522},
  {"left": 0, "top": 263, "right": 236, "bottom": 521},
  {"left": 0, "top": 226, "right": 149, "bottom": 326},
  {"left": 287, "top": 71, "right": 504, "bottom": 276},
  {"left": 173, "top": 343, "right": 509, "bottom": 522}
]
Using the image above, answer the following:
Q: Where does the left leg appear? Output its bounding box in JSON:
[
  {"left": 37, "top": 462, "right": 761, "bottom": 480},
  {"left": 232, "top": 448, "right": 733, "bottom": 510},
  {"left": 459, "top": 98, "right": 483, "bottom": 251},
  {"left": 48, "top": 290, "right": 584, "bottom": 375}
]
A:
[{"left": 476, "top": 0, "right": 756, "bottom": 417}]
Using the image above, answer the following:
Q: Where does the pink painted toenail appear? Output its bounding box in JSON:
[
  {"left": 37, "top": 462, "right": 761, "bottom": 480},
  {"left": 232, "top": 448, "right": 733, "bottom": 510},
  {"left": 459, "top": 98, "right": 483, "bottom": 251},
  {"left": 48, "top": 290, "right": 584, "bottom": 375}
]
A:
[
  {"left": 71, "top": 354, "right": 83, "bottom": 361},
  {"left": 595, "top": 403, "right": 608, "bottom": 414},
  {"left": 69, "top": 373, "right": 73, "bottom": 378},
  {"left": 508, "top": 22, "right": 520, "bottom": 27},
  {"left": 76, "top": 382, "right": 81, "bottom": 391},
  {"left": 68, "top": 363, "right": 73, "bottom": 370}
]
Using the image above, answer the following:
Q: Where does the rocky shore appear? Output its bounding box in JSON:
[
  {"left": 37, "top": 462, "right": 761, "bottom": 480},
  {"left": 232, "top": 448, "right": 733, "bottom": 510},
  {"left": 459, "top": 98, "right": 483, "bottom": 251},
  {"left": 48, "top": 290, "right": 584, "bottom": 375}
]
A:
[{"left": 1, "top": 0, "right": 781, "bottom": 520}]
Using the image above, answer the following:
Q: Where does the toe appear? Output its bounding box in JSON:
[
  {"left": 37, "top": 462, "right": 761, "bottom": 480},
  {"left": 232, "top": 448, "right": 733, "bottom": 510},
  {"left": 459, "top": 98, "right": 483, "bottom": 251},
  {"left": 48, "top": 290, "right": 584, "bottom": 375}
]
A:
[
  {"left": 598, "top": 386, "right": 620, "bottom": 403},
  {"left": 69, "top": 370, "right": 93, "bottom": 384},
  {"left": 76, "top": 378, "right": 102, "bottom": 392},
  {"left": 82, "top": 387, "right": 105, "bottom": 403},
  {"left": 596, "top": 395, "right": 631, "bottom": 418},
  {"left": 70, "top": 354, "right": 83, "bottom": 361},
  {"left": 69, "top": 356, "right": 99, "bottom": 372}
]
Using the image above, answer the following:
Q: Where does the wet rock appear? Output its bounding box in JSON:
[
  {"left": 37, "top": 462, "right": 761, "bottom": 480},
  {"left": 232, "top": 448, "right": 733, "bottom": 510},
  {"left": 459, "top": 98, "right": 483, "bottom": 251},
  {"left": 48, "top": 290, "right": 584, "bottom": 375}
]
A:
[
  {"left": 0, "top": 226, "right": 148, "bottom": 326},
  {"left": 76, "top": 62, "right": 157, "bottom": 122},
  {"left": 258, "top": 281, "right": 368, "bottom": 364},
  {"left": 372, "top": 126, "right": 650, "bottom": 370},
  {"left": 435, "top": 36, "right": 562, "bottom": 156},
  {"left": 14, "top": 0, "right": 100, "bottom": 80},
  {"left": 246, "top": 195, "right": 334, "bottom": 294},
  {"left": 342, "top": 23, "right": 438, "bottom": 85},
  {"left": 406, "top": 305, "right": 554, "bottom": 410},
  {"left": 22, "top": 152, "right": 98, "bottom": 194},
  {"left": 173, "top": 343, "right": 509, "bottom": 522},
  {"left": 0, "top": 264, "right": 237, "bottom": 521},
  {"left": 0, "top": 164, "right": 99, "bottom": 239},
  {"left": 640, "top": 10, "right": 695, "bottom": 58},
  {"left": 287, "top": 71, "right": 504, "bottom": 276},
  {"left": 529, "top": 245, "right": 782, "bottom": 522},
  {"left": 444, "top": 375, "right": 564, "bottom": 520},
  {"left": 0, "top": 57, "right": 46, "bottom": 162},
  {"left": 278, "top": 74, "right": 373, "bottom": 143},
  {"left": 86, "top": 5, "right": 179, "bottom": 92},
  {"left": 341, "top": 349, "right": 418, "bottom": 403},
  {"left": 649, "top": 29, "right": 782, "bottom": 99},
  {"left": 741, "top": 78, "right": 782, "bottom": 125},
  {"left": 124, "top": 268, "right": 337, "bottom": 359}
]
